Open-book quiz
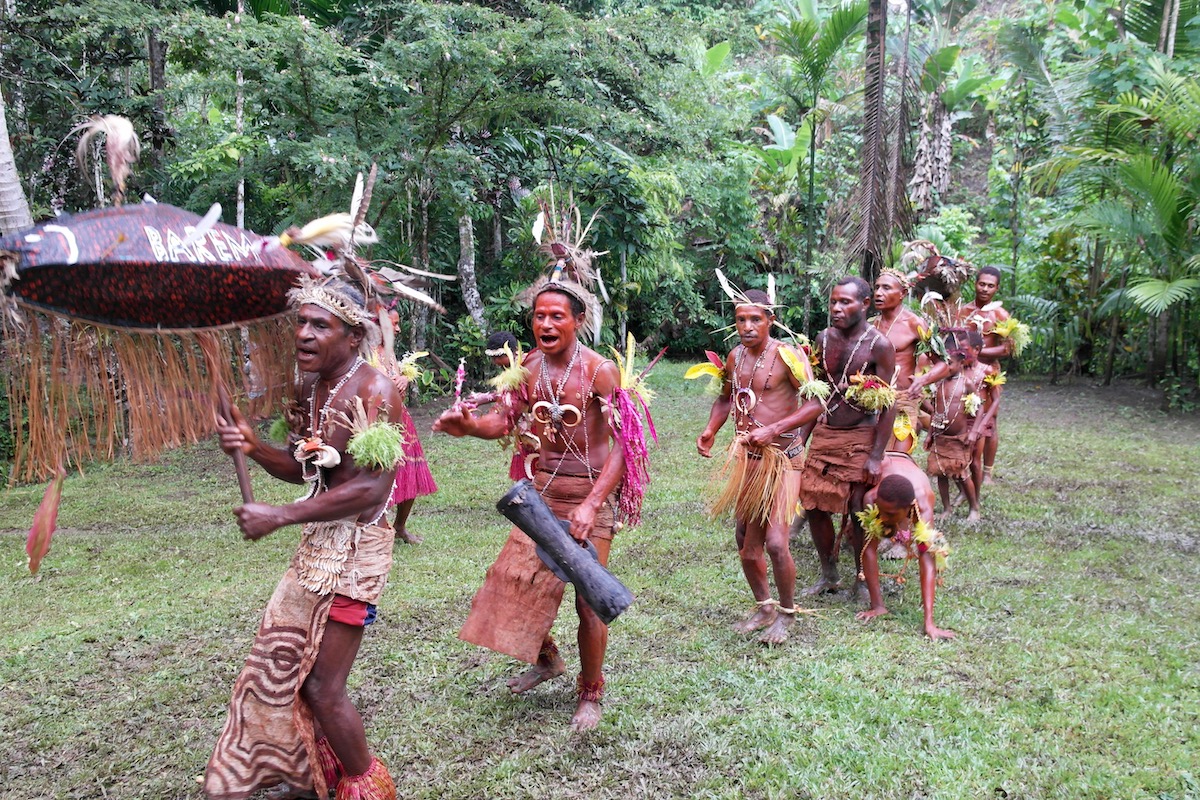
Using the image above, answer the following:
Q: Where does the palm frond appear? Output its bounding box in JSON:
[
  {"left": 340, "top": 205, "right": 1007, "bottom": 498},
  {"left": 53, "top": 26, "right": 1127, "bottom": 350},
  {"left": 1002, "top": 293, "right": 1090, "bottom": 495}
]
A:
[
  {"left": 1116, "top": 154, "right": 1188, "bottom": 251},
  {"left": 1126, "top": 276, "right": 1200, "bottom": 315},
  {"left": 1011, "top": 293, "right": 1061, "bottom": 322}
]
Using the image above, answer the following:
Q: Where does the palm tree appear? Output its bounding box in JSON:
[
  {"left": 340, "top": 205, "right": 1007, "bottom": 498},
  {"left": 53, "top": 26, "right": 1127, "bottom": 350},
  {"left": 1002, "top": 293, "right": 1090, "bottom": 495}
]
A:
[
  {"left": 852, "top": 0, "right": 887, "bottom": 279},
  {"left": 909, "top": 52, "right": 992, "bottom": 216},
  {"left": 768, "top": 0, "right": 868, "bottom": 279},
  {"left": 0, "top": 90, "right": 32, "bottom": 234}
]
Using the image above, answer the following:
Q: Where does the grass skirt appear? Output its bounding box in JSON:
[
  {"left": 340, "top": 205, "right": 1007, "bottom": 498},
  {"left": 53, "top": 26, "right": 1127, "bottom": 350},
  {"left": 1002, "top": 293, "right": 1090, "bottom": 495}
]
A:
[
  {"left": 707, "top": 438, "right": 803, "bottom": 527},
  {"left": 390, "top": 405, "right": 437, "bottom": 503}
]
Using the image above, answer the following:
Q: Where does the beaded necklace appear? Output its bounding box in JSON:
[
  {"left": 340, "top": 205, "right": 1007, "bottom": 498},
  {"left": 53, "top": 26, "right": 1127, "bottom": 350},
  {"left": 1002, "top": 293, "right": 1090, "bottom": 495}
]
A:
[
  {"left": 309, "top": 356, "right": 366, "bottom": 439},
  {"left": 534, "top": 340, "right": 582, "bottom": 443},
  {"left": 536, "top": 350, "right": 602, "bottom": 494},
  {"left": 877, "top": 307, "right": 910, "bottom": 340},
  {"left": 928, "top": 370, "right": 967, "bottom": 479},
  {"left": 929, "top": 371, "right": 965, "bottom": 433},
  {"left": 820, "top": 325, "right": 878, "bottom": 417},
  {"left": 730, "top": 342, "right": 778, "bottom": 427},
  {"left": 299, "top": 356, "right": 365, "bottom": 490}
]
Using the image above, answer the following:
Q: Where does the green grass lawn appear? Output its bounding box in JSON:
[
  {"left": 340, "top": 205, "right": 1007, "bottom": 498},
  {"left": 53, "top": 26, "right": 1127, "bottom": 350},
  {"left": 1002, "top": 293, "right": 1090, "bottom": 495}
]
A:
[{"left": 1, "top": 363, "right": 1198, "bottom": 799}]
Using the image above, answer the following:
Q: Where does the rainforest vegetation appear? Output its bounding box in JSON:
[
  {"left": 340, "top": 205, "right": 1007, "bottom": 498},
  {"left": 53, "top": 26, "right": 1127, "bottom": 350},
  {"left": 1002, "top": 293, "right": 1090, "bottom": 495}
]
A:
[{"left": 2, "top": 0, "right": 1199, "bottom": 409}]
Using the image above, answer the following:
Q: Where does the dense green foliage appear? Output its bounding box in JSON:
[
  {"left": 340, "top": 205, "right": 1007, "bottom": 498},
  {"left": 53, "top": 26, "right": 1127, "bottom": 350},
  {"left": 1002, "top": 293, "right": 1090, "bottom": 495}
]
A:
[{"left": 3, "top": 0, "right": 1200, "bottom": 405}]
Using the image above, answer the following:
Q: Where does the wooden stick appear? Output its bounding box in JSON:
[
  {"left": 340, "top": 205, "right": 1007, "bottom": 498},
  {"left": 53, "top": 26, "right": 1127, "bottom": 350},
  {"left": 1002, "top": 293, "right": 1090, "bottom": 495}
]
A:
[
  {"left": 198, "top": 332, "right": 255, "bottom": 505},
  {"left": 216, "top": 383, "right": 255, "bottom": 505}
]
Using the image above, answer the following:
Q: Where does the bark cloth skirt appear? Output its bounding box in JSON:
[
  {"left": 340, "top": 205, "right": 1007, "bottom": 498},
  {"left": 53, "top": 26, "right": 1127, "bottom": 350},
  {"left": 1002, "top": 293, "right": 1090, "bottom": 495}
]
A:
[
  {"left": 204, "top": 519, "right": 395, "bottom": 800},
  {"left": 926, "top": 429, "right": 972, "bottom": 479},
  {"left": 458, "top": 471, "right": 618, "bottom": 664},
  {"left": 798, "top": 422, "right": 878, "bottom": 515}
]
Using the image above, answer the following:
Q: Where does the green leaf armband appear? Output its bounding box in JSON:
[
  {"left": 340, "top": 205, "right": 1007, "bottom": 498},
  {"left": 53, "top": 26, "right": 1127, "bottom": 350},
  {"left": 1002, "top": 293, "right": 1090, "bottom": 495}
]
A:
[
  {"left": 347, "top": 421, "right": 406, "bottom": 472},
  {"left": 267, "top": 414, "right": 292, "bottom": 444}
]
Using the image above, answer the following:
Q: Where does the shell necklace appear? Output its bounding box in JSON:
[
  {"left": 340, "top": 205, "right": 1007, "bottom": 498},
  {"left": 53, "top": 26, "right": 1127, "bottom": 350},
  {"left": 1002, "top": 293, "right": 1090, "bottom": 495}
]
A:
[
  {"left": 533, "top": 341, "right": 582, "bottom": 443},
  {"left": 731, "top": 342, "right": 777, "bottom": 426},
  {"left": 296, "top": 356, "right": 365, "bottom": 487}
]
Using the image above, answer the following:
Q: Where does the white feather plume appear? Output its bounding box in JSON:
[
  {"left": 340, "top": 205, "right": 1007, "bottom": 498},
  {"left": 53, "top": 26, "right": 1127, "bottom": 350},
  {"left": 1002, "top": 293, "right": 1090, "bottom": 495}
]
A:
[
  {"left": 180, "top": 203, "right": 222, "bottom": 249},
  {"left": 72, "top": 114, "right": 142, "bottom": 205},
  {"left": 532, "top": 211, "right": 546, "bottom": 245}
]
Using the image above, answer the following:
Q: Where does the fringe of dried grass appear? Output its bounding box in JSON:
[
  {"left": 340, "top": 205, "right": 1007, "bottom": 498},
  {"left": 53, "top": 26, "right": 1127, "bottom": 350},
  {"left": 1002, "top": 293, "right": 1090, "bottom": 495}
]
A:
[
  {"left": 707, "top": 436, "right": 790, "bottom": 526},
  {"left": 2, "top": 307, "right": 296, "bottom": 483}
]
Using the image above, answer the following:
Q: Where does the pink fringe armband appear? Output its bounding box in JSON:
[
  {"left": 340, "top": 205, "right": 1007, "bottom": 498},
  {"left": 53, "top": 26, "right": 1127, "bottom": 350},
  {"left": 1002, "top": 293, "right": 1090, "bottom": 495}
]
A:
[{"left": 611, "top": 387, "right": 655, "bottom": 527}]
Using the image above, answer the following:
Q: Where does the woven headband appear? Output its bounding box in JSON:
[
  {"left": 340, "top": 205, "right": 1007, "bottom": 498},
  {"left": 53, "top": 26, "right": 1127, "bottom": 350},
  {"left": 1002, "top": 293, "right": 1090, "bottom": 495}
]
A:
[
  {"left": 877, "top": 268, "right": 912, "bottom": 292},
  {"left": 288, "top": 275, "right": 374, "bottom": 328}
]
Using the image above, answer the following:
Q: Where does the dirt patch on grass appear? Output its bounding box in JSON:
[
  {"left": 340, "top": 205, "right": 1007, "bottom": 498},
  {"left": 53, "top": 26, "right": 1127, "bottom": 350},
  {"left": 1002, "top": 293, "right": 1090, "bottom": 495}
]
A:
[{"left": 1007, "top": 376, "right": 1200, "bottom": 440}]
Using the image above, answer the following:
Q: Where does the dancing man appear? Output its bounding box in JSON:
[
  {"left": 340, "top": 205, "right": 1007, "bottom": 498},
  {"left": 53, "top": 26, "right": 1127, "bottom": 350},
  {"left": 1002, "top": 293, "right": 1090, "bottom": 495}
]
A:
[
  {"left": 799, "top": 276, "right": 896, "bottom": 599},
  {"left": 206, "top": 274, "right": 406, "bottom": 800},
  {"left": 697, "top": 288, "right": 818, "bottom": 645},
  {"left": 434, "top": 204, "right": 650, "bottom": 732}
]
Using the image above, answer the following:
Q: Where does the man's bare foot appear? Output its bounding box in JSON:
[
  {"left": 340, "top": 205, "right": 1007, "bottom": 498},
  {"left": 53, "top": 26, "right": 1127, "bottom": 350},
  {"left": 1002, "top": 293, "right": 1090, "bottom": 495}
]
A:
[
  {"left": 757, "top": 613, "right": 793, "bottom": 645},
  {"left": 983, "top": 470, "right": 995, "bottom": 486},
  {"left": 936, "top": 509, "right": 954, "bottom": 523},
  {"left": 396, "top": 527, "right": 424, "bottom": 545},
  {"left": 570, "top": 699, "right": 602, "bottom": 732},
  {"left": 856, "top": 607, "right": 889, "bottom": 623},
  {"left": 925, "top": 625, "right": 957, "bottom": 640},
  {"left": 507, "top": 657, "right": 566, "bottom": 694},
  {"left": 966, "top": 508, "right": 981, "bottom": 523},
  {"left": 801, "top": 576, "right": 841, "bottom": 596},
  {"left": 733, "top": 603, "right": 777, "bottom": 634}
]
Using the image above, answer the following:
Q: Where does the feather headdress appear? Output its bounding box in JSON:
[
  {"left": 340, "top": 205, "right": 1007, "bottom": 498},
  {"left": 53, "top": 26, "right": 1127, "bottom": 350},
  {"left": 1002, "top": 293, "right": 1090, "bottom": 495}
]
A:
[
  {"left": 877, "top": 266, "right": 917, "bottom": 293},
  {"left": 905, "top": 240, "right": 974, "bottom": 330},
  {"left": 517, "top": 189, "right": 608, "bottom": 344},
  {"left": 72, "top": 114, "right": 141, "bottom": 206},
  {"left": 715, "top": 268, "right": 779, "bottom": 310},
  {"left": 905, "top": 239, "right": 973, "bottom": 310},
  {"left": 272, "top": 167, "right": 450, "bottom": 318},
  {"left": 712, "top": 268, "right": 818, "bottom": 351},
  {"left": 278, "top": 167, "right": 456, "bottom": 360}
]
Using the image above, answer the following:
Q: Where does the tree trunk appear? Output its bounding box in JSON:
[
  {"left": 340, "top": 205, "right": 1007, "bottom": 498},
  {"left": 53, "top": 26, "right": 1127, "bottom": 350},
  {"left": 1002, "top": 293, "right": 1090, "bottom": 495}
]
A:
[
  {"left": 1074, "top": 237, "right": 1106, "bottom": 375},
  {"left": 491, "top": 199, "right": 503, "bottom": 267},
  {"left": 235, "top": 0, "right": 245, "bottom": 228},
  {"left": 1102, "top": 266, "right": 1127, "bottom": 386},
  {"left": 932, "top": 99, "right": 953, "bottom": 200},
  {"left": 0, "top": 92, "right": 33, "bottom": 234},
  {"left": 412, "top": 183, "right": 433, "bottom": 351},
  {"left": 885, "top": 3, "right": 913, "bottom": 242},
  {"left": 619, "top": 249, "right": 628, "bottom": 343},
  {"left": 1050, "top": 317, "right": 1059, "bottom": 385},
  {"left": 909, "top": 97, "right": 936, "bottom": 217},
  {"left": 146, "top": 27, "right": 168, "bottom": 160},
  {"left": 457, "top": 213, "right": 487, "bottom": 334},
  {"left": 854, "top": 0, "right": 888, "bottom": 281},
  {"left": 1151, "top": 308, "right": 1169, "bottom": 383}
]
